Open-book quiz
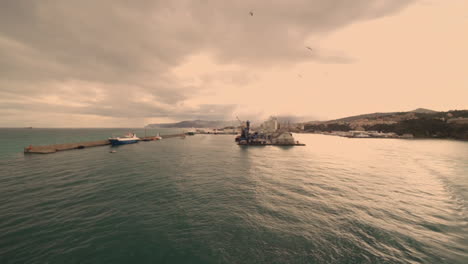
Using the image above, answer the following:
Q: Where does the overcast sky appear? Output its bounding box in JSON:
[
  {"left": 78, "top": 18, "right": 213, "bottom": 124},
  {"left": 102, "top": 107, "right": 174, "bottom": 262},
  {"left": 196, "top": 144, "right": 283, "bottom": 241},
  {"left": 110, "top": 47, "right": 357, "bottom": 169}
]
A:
[{"left": 1, "top": 0, "right": 467, "bottom": 127}]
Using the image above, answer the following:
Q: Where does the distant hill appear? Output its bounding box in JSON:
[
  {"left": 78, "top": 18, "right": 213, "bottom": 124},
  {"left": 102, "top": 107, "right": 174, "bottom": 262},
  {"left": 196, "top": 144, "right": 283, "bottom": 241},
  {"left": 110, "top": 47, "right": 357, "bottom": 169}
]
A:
[
  {"left": 409, "top": 108, "right": 437, "bottom": 114},
  {"left": 328, "top": 112, "right": 399, "bottom": 123},
  {"left": 146, "top": 120, "right": 237, "bottom": 128},
  {"left": 326, "top": 108, "right": 436, "bottom": 123},
  {"left": 304, "top": 109, "right": 468, "bottom": 140}
]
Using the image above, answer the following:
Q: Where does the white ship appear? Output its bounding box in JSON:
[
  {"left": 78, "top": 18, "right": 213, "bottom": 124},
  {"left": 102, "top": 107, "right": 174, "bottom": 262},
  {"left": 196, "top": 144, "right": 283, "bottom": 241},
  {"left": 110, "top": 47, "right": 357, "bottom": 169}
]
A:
[{"left": 108, "top": 133, "right": 140, "bottom": 145}]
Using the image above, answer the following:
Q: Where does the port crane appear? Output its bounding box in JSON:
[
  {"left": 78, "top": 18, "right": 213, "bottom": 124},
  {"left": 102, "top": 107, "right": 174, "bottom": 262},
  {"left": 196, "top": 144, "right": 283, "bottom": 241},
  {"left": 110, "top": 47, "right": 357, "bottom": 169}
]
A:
[
  {"left": 236, "top": 116, "right": 244, "bottom": 127},
  {"left": 235, "top": 116, "right": 251, "bottom": 143}
]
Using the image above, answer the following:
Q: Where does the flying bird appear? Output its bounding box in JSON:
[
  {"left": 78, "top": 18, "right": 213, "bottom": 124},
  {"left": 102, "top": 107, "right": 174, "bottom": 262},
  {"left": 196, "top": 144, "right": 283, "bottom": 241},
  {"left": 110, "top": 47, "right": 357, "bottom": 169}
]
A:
[
  {"left": 249, "top": 11, "right": 254, "bottom": 16},
  {"left": 306, "top": 46, "right": 313, "bottom": 51}
]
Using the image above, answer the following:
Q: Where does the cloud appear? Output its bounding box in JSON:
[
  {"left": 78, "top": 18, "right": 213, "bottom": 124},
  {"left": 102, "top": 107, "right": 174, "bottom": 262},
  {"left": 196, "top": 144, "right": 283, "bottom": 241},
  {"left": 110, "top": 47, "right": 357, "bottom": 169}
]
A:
[{"left": 0, "top": 0, "right": 416, "bottom": 126}]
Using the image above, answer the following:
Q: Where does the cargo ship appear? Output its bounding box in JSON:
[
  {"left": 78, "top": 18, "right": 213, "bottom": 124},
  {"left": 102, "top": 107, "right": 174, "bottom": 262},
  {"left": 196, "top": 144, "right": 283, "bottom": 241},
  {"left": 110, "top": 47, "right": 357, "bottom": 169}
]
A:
[{"left": 108, "top": 133, "right": 140, "bottom": 145}]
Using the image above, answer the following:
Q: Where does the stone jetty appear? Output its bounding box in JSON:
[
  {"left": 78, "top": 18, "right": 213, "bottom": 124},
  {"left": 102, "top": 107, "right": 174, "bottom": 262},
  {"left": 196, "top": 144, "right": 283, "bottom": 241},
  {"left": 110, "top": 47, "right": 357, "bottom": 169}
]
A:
[{"left": 24, "top": 134, "right": 185, "bottom": 154}]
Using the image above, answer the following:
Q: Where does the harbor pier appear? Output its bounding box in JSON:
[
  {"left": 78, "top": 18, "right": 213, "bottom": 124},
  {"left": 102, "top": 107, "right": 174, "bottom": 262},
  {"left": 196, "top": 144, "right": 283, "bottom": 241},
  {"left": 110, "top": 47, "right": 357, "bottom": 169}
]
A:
[{"left": 24, "top": 134, "right": 185, "bottom": 154}]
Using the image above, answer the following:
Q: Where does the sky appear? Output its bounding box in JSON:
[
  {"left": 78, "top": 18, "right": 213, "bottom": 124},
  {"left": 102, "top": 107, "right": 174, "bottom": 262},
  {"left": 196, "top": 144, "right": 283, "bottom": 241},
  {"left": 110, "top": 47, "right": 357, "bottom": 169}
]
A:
[{"left": 0, "top": 0, "right": 467, "bottom": 127}]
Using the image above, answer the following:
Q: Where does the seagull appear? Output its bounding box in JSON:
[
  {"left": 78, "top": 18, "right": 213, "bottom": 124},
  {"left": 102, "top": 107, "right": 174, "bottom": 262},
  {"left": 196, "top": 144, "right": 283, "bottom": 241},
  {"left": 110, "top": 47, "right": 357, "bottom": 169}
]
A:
[{"left": 249, "top": 11, "right": 254, "bottom": 16}]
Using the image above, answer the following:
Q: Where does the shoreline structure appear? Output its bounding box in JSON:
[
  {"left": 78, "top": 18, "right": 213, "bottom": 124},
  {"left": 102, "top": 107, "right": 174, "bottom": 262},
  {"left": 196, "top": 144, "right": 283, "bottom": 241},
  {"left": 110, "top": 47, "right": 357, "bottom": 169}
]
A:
[{"left": 24, "top": 134, "right": 184, "bottom": 154}]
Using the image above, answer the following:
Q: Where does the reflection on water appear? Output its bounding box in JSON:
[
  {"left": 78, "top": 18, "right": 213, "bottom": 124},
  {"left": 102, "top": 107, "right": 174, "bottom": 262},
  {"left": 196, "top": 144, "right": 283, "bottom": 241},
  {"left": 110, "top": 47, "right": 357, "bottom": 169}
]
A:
[{"left": 0, "top": 130, "right": 467, "bottom": 263}]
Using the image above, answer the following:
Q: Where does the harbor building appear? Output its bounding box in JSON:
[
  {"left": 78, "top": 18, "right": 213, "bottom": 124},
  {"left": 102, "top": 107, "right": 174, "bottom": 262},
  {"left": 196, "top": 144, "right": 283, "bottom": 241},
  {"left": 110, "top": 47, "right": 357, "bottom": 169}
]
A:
[
  {"left": 236, "top": 117, "right": 304, "bottom": 146},
  {"left": 270, "top": 131, "right": 296, "bottom": 145},
  {"left": 260, "top": 117, "right": 278, "bottom": 133}
]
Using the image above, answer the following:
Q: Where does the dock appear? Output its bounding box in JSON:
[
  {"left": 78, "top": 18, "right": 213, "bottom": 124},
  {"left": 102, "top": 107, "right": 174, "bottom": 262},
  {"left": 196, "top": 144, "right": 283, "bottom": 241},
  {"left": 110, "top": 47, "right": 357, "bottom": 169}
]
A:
[
  {"left": 24, "top": 140, "right": 110, "bottom": 154},
  {"left": 238, "top": 143, "right": 306, "bottom": 146},
  {"left": 24, "top": 134, "right": 186, "bottom": 154},
  {"left": 153, "top": 134, "right": 185, "bottom": 139}
]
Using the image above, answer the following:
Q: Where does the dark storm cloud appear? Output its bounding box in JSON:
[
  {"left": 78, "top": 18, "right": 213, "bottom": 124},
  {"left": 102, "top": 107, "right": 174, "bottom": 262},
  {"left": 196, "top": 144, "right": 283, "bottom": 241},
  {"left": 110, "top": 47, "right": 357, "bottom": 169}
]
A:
[{"left": 0, "top": 0, "right": 415, "bottom": 122}]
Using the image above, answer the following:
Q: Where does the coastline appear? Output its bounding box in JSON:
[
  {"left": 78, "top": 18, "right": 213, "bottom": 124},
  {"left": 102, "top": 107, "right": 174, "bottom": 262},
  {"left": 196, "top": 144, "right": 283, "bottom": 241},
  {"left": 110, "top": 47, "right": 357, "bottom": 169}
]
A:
[{"left": 301, "top": 131, "right": 468, "bottom": 141}]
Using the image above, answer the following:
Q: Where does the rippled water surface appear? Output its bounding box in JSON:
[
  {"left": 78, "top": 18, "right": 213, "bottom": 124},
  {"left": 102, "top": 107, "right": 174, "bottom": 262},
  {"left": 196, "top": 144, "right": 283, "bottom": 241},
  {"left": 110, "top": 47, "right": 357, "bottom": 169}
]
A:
[{"left": 0, "top": 129, "right": 467, "bottom": 263}]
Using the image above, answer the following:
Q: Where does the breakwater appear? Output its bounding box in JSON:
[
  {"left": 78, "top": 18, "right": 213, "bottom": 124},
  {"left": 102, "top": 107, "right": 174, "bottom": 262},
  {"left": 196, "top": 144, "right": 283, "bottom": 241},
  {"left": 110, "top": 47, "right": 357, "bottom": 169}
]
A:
[{"left": 24, "top": 134, "right": 185, "bottom": 154}]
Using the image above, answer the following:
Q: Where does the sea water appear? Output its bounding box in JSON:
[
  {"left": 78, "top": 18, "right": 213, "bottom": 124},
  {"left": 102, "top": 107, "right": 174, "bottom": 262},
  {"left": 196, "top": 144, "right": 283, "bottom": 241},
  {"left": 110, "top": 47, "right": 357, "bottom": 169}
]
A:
[{"left": 0, "top": 129, "right": 467, "bottom": 263}]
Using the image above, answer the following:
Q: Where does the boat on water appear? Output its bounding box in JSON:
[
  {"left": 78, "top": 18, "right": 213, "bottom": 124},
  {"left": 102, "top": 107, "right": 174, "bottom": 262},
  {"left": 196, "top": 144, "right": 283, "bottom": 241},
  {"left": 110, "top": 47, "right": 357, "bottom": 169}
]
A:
[
  {"left": 108, "top": 133, "right": 140, "bottom": 145},
  {"left": 141, "top": 133, "right": 162, "bottom": 141},
  {"left": 185, "top": 128, "right": 196, "bottom": 136},
  {"left": 153, "top": 133, "right": 162, "bottom": 140}
]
